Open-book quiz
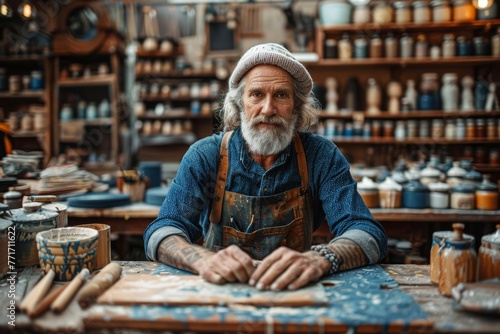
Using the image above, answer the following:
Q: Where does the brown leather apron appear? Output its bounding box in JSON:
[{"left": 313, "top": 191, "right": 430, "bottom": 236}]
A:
[{"left": 203, "top": 131, "right": 314, "bottom": 260}]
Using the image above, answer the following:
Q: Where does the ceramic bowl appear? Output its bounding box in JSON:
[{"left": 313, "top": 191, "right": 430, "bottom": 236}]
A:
[
  {"left": 319, "top": 1, "right": 353, "bottom": 25},
  {"left": 36, "top": 227, "right": 98, "bottom": 281}
]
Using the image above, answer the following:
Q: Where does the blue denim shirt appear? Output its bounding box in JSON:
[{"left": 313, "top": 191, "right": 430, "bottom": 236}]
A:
[{"left": 144, "top": 128, "right": 388, "bottom": 262}]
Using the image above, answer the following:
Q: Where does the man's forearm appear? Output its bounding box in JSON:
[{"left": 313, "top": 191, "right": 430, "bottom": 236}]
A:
[
  {"left": 327, "top": 239, "right": 369, "bottom": 271},
  {"left": 157, "top": 235, "right": 215, "bottom": 274}
]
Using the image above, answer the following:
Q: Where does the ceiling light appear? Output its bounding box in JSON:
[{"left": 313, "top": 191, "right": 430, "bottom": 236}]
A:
[
  {"left": 0, "top": 0, "right": 13, "bottom": 17},
  {"left": 18, "top": 0, "right": 37, "bottom": 19},
  {"left": 472, "top": 0, "right": 495, "bottom": 9}
]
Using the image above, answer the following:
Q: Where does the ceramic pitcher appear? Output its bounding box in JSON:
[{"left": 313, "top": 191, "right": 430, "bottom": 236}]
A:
[{"left": 438, "top": 223, "right": 477, "bottom": 297}]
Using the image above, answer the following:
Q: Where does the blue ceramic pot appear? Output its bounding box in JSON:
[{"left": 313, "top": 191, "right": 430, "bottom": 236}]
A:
[{"left": 402, "top": 179, "right": 429, "bottom": 208}]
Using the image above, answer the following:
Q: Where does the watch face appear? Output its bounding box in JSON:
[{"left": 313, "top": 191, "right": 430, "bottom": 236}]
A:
[{"left": 67, "top": 7, "right": 98, "bottom": 41}]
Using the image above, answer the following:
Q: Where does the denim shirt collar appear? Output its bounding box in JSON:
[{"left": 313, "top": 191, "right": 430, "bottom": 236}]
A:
[{"left": 233, "top": 127, "right": 293, "bottom": 172}]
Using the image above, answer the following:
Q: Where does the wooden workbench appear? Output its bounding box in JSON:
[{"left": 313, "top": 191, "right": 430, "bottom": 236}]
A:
[{"left": 1, "top": 262, "right": 498, "bottom": 333}]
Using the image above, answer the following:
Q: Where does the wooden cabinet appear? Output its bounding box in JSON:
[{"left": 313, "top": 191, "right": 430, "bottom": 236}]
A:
[
  {"left": 308, "top": 19, "right": 500, "bottom": 179},
  {"left": 0, "top": 55, "right": 53, "bottom": 165},
  {"left": 52, "top": 52, "right": 123, "bottom": 172},
  {"left": 133, "top": 50, "right": 224, "bottom": 162}
]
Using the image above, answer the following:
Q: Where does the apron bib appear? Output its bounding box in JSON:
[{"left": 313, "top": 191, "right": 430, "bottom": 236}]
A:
[{"left": 204, "top": 131, "right": 314, "bottom": 260}]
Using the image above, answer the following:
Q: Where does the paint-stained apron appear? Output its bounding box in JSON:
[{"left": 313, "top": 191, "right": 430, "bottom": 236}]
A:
[{"left": 204, "top": 131, "right": 314, "bottom": 260}]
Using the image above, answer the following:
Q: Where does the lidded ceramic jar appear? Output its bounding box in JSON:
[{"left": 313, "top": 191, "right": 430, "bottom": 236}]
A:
[
  {"left": 438, "top": 223, "right": 477, "bottom": 296},
  {"left": 378, "top": 176, "right": 403, "bottom": 208},
  {"left": 462, "top": 169, "right": 482, "bottom": 187},
  {"left": 428, "top": 181, "right": 451, "bottom": 209},
  {"left": 353, "top": 4, "right": 371, "bottom": 24},
  {"left": 372, "top": 2, "right": 394, "bottom": 24},
  {"left": 402, "top": 178, "right": 429, "bottom": 209},
  {"left": 393, "top": 1, "right": 412, "bottom": 23},
  {"left": 478, "top": 225, "right": 500, "bottom": 280},
  {"left": 412, "top": 0, "right": 431, "bottom": 23},
  {"left": 475, "top": 175, "right": 498, "bottom": 210},
  {"left": 430, "top": 229, "right": 474, "bottom": 284},
  {"left": 452, "top": 0, "right": 476, "bottom": 21},
  {"left": 357, "top": 176, "right": 379, "bottom": 208},
  {"left": 420, "top": 163, "right": 442, "bottom": 186},
  {"left": 446, "top": 161, "right": 466, "bottom": 186},
  {"left": 430, "top": 0, "right": 452, "bottom": 22},
  {"left": 450, "top": 184, "right": 476, "bottom": 210}
]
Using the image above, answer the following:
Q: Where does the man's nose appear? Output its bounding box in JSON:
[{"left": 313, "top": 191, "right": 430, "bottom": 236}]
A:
[{"left": 260, "top": 96, "right": 276, "bottom": 116}]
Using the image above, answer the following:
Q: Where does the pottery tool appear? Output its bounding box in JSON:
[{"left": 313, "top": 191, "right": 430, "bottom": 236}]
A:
[
  {"left": 27, "top": 283, "right": 68, "bottom": 318},
  {"left": 51, "top": 268, "right": 89, "bottom": 313},
  {"left": 77, "top": 262, "right": 122, "bottom": 309},
  {"left": 24, "top": 195, "right": 57, "bottom": 203},
  {"left": 14, "top": 266, "right": 34, "bottom": 306},
  {"left": 19, "top": 269, "right": 55, "bottom": 315}
]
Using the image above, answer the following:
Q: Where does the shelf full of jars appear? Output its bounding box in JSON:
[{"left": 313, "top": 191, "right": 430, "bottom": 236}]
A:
[
  {"left": 133, "top": 40, "right": 227, "bottom": 149},
  {"left": 53, "top": 53, "right": 122, "bottom": 167},
  {"left": 0, "top": 54, "right": 52, "bottom": 166}
]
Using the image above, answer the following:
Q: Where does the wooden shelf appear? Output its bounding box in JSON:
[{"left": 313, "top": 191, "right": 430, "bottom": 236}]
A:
[
  {"left": 318, "top": 20, "right": 500, "bottom": 34},
  {"left": 312, "top": 56, "right": 500, "bottom": 67},
  {"left": 370, "top": 208, "right": 500, "bottom": 223},
  {"left": 137, "top": 113, "right": 212, "bottom": 120},
  {"left": 319, "top": 110, "right": 500, "bottom": 120},
  {"left": 58, "top": 74, "right": 115, "bottom": 87},
  {"left": 0, "top": 54, "right": 50, "bottom": 62},
  {"left": 11, "top": 131, "right": 44, "bottom": 138},
  {"left": 330, "top": 137, "right": 500, "bottom": 144},
  {"left": 59, "top": 118, "right": 113, "bottom": 126},
  {"left": 0, "top": 90, "right": 45, "bottom": 99},
  {"left": 140, "top": 96, "right": 216, "bottom": 102},
  {"left": 135, "top": 71, "right": 217, "bottom": 79}
]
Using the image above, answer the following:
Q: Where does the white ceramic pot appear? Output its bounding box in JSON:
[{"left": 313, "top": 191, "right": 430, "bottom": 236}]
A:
[{"left": 319, "top": 1, "right": 352, "bottom": 25}]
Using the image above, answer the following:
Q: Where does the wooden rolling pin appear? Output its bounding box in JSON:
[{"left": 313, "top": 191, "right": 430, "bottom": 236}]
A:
[
  {"left": 27, "top": 283, "right": 68, "bottom": 318},
  {"left": 19, "top": 269, "right": 55, "bottom": 316},
  {"left": 24, "top": 195, "right": 57, "bottom": 203},
  {"left": 51, "top": 269, "right": 89, "bottom": 313},
  {"left": 76, "top": 262, "right": 122, "bottom": 309}
]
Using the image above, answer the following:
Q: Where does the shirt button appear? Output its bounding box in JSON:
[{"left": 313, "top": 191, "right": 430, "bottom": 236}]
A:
[{"left": 263, "top": 187, "right": 268, "bottom": 193}]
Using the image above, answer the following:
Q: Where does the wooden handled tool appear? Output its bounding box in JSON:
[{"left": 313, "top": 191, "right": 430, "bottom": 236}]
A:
[
  {"left": 77, "top": 262, "right": 122, "bottom": 309},
  {"left": 27, "top": 283, "right": 68, "bottom": 318},
  {"left": 24, "top": 195, "right": 57, "bottom": 203},
  {"left": 51, "top": 269, "right": 89, "bottom": 313},
  {"left": 19, "top": 269, "right": 55, "bottom": 315}
]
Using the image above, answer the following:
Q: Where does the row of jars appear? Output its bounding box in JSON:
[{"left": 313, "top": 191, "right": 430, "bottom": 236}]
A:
[
  {"left": 430, "top": 224, "right": 500, "bottom": 297},
  {"left": 135, "top": 100, "right": 215, "bottom": 117},
  {"left": 137, "top": 80, "right": 221, "bottom": 100},
  {"left": 317, "top": 118, "right": 500, "bottom": 140},
  {"left": 59, "top": 99, "right": 111, "bottom": 121},
  {"left": 0, "top": 69, "right": 44, "bottom": 92},
  {"left": 137, "top": 119, "right": 193, "bottom": 137},
  {"left": 135, "top": 57, "right": 229, "bottom": 80},
  {"left": 346, "top": 0, "right": 497, "bottom": 25},
  {"left": 324, "top": 30, "right": 500, "bottom": 60}
]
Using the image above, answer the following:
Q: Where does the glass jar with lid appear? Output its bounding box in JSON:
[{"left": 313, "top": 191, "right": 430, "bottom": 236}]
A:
[
  {"left": 338, "top": 33, "right": 353, "bottom": 60},
  {"left": 353, "top": 4, "right": 371, "bottom": 24},
  {"left": 442, "top": 34, "right": 456, "bottom": 58},
  {"left": 430, "top": 0, "right": 452, "bottom": 22},
  {"left": 373, "top": 2, "right": 394, "bottom": 24},
  {"left": 400, "top": 33, "right": 414, "bottom": 58},
  {"left": 412, "top": 1, "right": 431, "bottom": 23},
  {"left": 393, "top": 1, "right": 412, "bottom": 23},
  {"left": 370, "top": 33, "right": 383, "bottom": 58},
  {"left": 415, "top": 34, "right": 428, "bottom": 58},
  {"left": 452, "top": 0, "right": 476, "bottom": 21},
  {"left": 384, "top": 33, "right": 398, "bottom": 58}
]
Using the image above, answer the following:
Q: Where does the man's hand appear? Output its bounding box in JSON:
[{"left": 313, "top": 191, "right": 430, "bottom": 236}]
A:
[
  {"left": 248, "top": 247, "right": 331, "bottom": 291},
  {"left": 196, "top": 245, "right": 256, "bottom": 285}
]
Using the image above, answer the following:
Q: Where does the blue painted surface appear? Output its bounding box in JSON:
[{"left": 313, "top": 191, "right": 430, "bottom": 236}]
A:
[{"left": 131, "top": 264, "right": 430, "bottom": 330}]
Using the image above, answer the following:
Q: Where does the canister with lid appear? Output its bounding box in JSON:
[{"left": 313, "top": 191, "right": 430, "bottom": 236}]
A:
[
  {"left": 462, "top": 168, "right": 482, "bottom": 186},
  {"left": 420, "top": 163, "right": 442, "bottom": 186},
  {"left": 478, "top": 225, "right": 500, "bottom": 280},
  {"left": 452, "top": 0, "right": 476, "bottom": 21},
  {"left": 446, "top": 161, "right": 466, "bottom": 186},
  {"left": 428, "top": 181, "right": 450, "bottom": 209},
  {"left": 442, "top": 34, "right": 456, "bottom": 58},
  {"left": 353, "top": 4, "right": 371, "bottom": 24},
  {"left": 475, "top": 175, "right": 498, "bottom": 210},
  {"left": 372, "top": 2, "right": 394, "bottom": 24},
  {"left": 402, "top": 178, "right": 429, "bottom": 209},
  {"left": 393, "top": 1, "right": 412, "bottom": 23},
  {"left": 450, "top": 184, "right": 475, "bottom": 209},
  {"left": 400, "top": 33, "right": 414, "bottom": 58},
  {"left": 378, "top": 176, "right": 403, "bottom": 208},
  {"left": 430, "top": 0, "right": 452, "bottom": 22},
  {"left": 412, "top": 0, "right": 431, "bottom": 23},
  {"left": 357, "top": 176, "right": 379, "bottom": 208},
  {"left": 438, "top": 223, "right": 477, "bottom": 297},
  {"left": 384, "top": 33, "right": 398, "bottom": 58}
]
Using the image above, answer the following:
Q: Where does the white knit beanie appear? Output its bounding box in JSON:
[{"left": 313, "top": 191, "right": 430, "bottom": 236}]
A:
[{"left": 229, "top": 43, "right": 313, "bottom": 96}]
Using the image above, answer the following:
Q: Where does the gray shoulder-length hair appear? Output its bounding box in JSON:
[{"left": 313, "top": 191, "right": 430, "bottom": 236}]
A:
[{"left": 214, "top": 78, "right": 320, "bottom": 132}]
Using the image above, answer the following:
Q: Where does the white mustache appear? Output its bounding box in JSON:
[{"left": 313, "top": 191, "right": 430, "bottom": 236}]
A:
[{"left": 249, "top": 115, "right": 287, "bottom": 127}]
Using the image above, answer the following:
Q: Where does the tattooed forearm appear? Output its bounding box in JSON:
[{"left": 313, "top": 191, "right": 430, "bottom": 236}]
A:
[
  {"left": 327, "top": 239, "right": 368, "bottom": 271},
  {"left": 158, "top": 235, "right": 213, "bottom": 273}
]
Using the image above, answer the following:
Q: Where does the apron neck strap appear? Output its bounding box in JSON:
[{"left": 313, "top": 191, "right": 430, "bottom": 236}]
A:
[
  {"left": 209, "top": 131, "right": 232, "bottom": 224},
  {"left": 293, "top": 132, "right": 309, "bottom": 187}
]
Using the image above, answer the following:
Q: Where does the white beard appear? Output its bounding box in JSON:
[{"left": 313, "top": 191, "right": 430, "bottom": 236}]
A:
[{"left": 240, "top": 112, "right": 297, "bottom": 155}]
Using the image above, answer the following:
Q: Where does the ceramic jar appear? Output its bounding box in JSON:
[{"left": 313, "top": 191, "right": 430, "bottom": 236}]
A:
[
  {"left": 441, "top": 73, "right": 459, "bottom": 111},
  {"left": 402, "top": 178, "right": 429, "bottom": 209},
  {"left": 412, "top": 0, "right": 431, "bottom": 23},
  {"left": 428, "top": 182, "right": 450, "bottom": 209},
  {"left": 446, "top": 161, "right": 466, "bottom": 186},
  {"left": 438, "top": 223, "right": 477, "bottom": 297},
  {"left": 430, "top": 0, "right": 452, "bottom": 22},
  {"left": 378, "top": 176, "right": 403, "bottom": 208},
  {"left": 420, "top": 163, "right": 442, "bottom": 186},
  {"left": 442, "top": 34, "right": 456, "bottom": 58},
  {"left": 372, "top": 2, "right": 393, "bottom": 24},
  {"left": 462, "top": 169, "right": 482, "bottom": 186},
  {"left": 357, "top": 176, "right": 379, "bottom": 208},
  {"left": 477, "top": 225, "right": 500, "bottom": 280},
  {"left": 353, "top": 5, "right": 371, "bottom": 24},
  {"left": 450, "top": 184, "right": 476, "bottom": 209},
  {"left": 475, "top": 176, "right": 498, "bottom": 210},
  {"left": 393, "top": 1, "right": 412, "bottom": 23},
  {"left": 338, "top": 33, "right": 353, "bottom": 60},
  {"left": 452, "top": 0, "right": 476, "bottom": 21}
]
